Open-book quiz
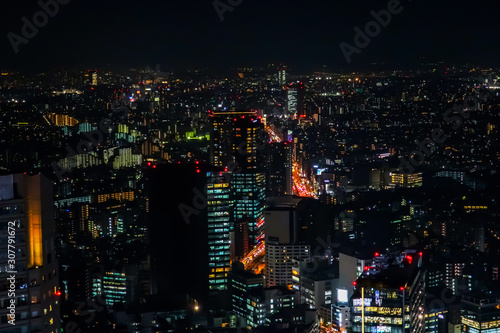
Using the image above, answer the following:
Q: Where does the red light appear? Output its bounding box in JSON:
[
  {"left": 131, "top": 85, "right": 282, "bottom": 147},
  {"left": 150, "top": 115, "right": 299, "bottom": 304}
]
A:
[
  {"left": 55, "top": 291, "right": 61, "bottom": 296},
  {"left": 406, "top": 255, "right": 413, "bottom": 264},
  {"left": 153, "top": 165, "right": 157, "bottom": 169},
  {"left": 147, "top": 162, "right": 151, "bottom": 166},
  {"left": 400, "top": 287, "right": 404, "bottom": 291},
  {"left": 234, "top": 118, "right": 237, "bottom": 121},
  {"left": 197, "top": 169, "right": 200, "bottom": 173},
  {"left": 178, "top": 161, "right": 181, "bottom": 164},
  {"left": 353, "top": 281, "right": 357, "bottom": 286},
  {"left": 364, "top": 266, "right": 369, "bottom": 270},
  {"left": 419, "top": 252, "right": 423, "bottom": 257},
  {"left": 195, "top": 161, "right": 199, "bottom": 164},
  {"left": 375, "top": 252, "right": 379, "bottom": 257}
]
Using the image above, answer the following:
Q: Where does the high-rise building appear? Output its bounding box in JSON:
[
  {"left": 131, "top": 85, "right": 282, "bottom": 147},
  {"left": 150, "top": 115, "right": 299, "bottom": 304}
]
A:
[
  {"left": 229, "top": 262, "right": 264, "bottom": 327},
  {"left": 390, "top": 171, "right": 423, "bottom": 188},
  {"left": 287, "top": 88, "right": 298, "bottom": 114},
  {"left": 158, "top": 84, "right": 168, "bottom": 113},
  {"left": 265, "top": 142, "right": 293, "bottom": 196},
  {"left": 264, "top": 197, "right": 310, "bottom": 288},
  {"left": 233, "top": 173, "right": 266, "bottom": 245},
  {"left": 209, "top": 110, "right": 256, "bottom": 168},
  {"left": 286, "top": 82, "right": 304, "bottom": 116},
  {"left": 278, "top": 65, "right": 287, "bottom": 87},
  {"left": 0, "top": 173, "right": 61, "bottom": 333},
  {"left": 147, "top": 164, "right": 210, "bottom": 310},
  {"left": 102, "top": 271, "right": 127, "bottom": 306},
  {"left": 206, "top": 171, "right": 232, "bottom": 293},
  {"left": 350, "top": 251, "right": 426, "bottom": 333},
  {"left": 209, "top": 110, "right": 266, "bottom": 246}
]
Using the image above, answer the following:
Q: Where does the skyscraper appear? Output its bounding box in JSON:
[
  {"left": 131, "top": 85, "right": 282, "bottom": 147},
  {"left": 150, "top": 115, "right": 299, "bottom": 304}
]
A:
[
  {"left": 209, "top": 110, "right": 256, "bottom": 167},
  {"left": 278, "top": 65, "right": 287, "bottom": 87},
  {"left": 265, "top": 142, "right": 293, "bottom": 196},
  {"left": 0, "top": 173, "right": 61, "bottom": 333},
  {"left": 209, "top": 110, "right": 267, "bottom": 246},
  {"left": 206, "top": 171, "right": 232, "bottom": 293},
  {"left": 264, "top": 197, "right": 310, "bottom": 288},
  {"left": 233, "top": 173, "right": 266, "bottom": 245}
]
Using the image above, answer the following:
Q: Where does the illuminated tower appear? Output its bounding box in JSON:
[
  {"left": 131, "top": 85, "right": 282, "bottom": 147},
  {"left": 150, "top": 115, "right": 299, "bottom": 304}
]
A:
[
  {"left": 158, "top": 84, "right": 169, "bottom": 113},
  {"left": 209, "top": 110, "right": 256, "bottom": 167},
  {"left": 209, "top": 111, "right": 267, "bottom": 246},
  {"left": 0, "top": 174, "right": 61, "bottom": 333},
  {"left": 231, "top": 115, "right": 266, "bottom": 245},
  {"left": 206, "top": 171, "right": 232, "bottom": 293},
  {"left": 278, "top": 65, "right": 287, "bottom": 87}
]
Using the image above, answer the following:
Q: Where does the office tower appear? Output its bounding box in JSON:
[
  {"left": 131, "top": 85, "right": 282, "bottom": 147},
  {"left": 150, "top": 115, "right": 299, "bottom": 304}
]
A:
[
  {"left": 209, "top": 110, "right": 266, "bottom": 246},
  {"left": 229, "top": 262, "right": 264, "bottom": 327},
  {"left": 350, "top": 251, "right": 426, "bottom": 333},
  {"left": 278, "top": 65, "right": 287, "bottom": 87},
  {"left": 287, "top": 87, "right": 298, "bottom": 114},
  {"left": 147, "top": 164, "right": 233, "bottom": 311},
  {"left": 264, "top": 197, "right": 310, "bottom": 288},
  {"left": 265, "top": 142, "right": 293, "bottom": 196},
  {"left": 146, "top": 164, "right": 210, "bottom": 310},
  {"left": 209, "top": 110, "right": 256, "bottom": 167},
  {"left": 266, "top": 239, "right": 310, "bottom": 288},
  {"left": 232, "top": 115, "right": 266, "bottom": 245},
  {"left": 286, "top": 82, "right": 305, "bottom": 116},
  {"left": 206, "top": 171, "right": 232, "bottom": 293},
  {"left": 231, "top": 115, "right": 265, "bottom": 171},
  {"left": 233, "top": 173, "right": 266, "bottom": 245},
  {"left": 158, "top": 84, "right": 168, "bottom": 113},
  {"left": 83, "top": 69, "right": 98, "bottom": 86},
  {"left": 0, "top": 173, "right": 61, "bottom": 333},
  {"left": 390, "top": 171, "right": 423, "bottom": 188},
  {"left": 102, "top": 271, "right": 127, "bottom": 306}
]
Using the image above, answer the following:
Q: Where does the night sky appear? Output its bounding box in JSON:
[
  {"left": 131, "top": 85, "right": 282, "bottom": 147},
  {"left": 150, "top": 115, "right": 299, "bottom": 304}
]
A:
[{"left": 1, "top": 0, "right": 498, "bottom": 72}]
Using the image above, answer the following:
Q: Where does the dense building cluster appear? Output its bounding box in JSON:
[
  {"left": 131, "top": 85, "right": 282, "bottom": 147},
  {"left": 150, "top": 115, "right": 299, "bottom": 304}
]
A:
[{"left": 0, "top": 64, "right": 499, "bottom": 333}]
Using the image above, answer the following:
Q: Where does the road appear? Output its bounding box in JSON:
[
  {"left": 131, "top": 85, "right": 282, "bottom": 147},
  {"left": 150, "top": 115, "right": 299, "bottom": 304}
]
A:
[{"left": 293, "top": 162, "right": 318, "bottom": 199}]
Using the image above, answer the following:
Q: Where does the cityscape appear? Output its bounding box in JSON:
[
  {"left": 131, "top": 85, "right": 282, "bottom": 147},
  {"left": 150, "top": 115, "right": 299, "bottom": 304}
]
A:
[{"left": 1, "top": 1, "right": 500, "bottom": 333}]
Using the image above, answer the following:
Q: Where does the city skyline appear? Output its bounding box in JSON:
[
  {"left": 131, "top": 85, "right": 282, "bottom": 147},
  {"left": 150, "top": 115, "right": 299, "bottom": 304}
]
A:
[{"left": 1, "top": 1, "right": 500, "bottom": 332}]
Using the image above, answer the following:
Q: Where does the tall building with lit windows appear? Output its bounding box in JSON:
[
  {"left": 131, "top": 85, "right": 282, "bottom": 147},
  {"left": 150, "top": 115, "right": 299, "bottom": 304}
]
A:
[
  {"left": 350, "top": 251, "right": 426, "bottom": 333},
  {"left": 390, "top": 171, "right": 423, "bottom": 188},
  {"left": 0, "top": 173, "right": 61, "bottom": 333},
  {"left": 209, "top": 110, "right": 257, "bottom": 167},
  {"left": 278, "top": 65, "right": 287, "bottom": 87},
  {"left": 233, "top": 173, "right": 266, "bottom": 245},
  {"left": 102, "top": 271, "right": 127, "bottom": 306},
  {"left": 209, "top": 110, "right": 266, "bottom": 246},
  {"left": 206, "top": 171, "right": 232, "bottom": 293}
]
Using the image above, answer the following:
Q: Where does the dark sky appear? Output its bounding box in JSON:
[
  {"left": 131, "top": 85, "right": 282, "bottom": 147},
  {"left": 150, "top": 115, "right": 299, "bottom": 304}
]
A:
[{"left": 1, "top": 0, "right": 498, "bottom": 72}]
